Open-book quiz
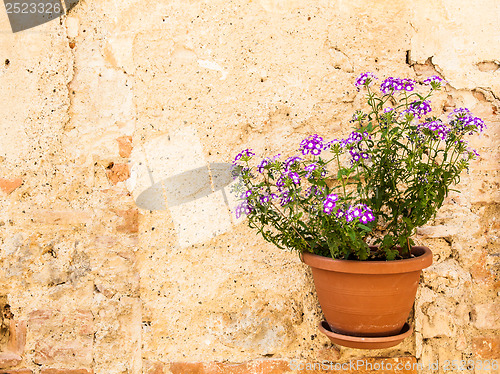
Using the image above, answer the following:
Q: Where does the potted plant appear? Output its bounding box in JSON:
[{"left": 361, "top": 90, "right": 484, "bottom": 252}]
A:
[{"left": 232, "top": 73, "right": 485, "bottom": 349}]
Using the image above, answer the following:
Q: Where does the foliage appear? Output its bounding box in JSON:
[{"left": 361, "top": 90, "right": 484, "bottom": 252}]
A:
[{"left": 232, "top": 74, "right": 485, "bottom": 260}]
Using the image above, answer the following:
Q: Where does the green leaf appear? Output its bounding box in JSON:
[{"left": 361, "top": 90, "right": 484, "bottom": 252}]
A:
[
  {"left": 326, "top": 237, "right": 339, "bottom": 259},
  {"left": 357, "top": 223, "right": 371, "bottom": 232}
]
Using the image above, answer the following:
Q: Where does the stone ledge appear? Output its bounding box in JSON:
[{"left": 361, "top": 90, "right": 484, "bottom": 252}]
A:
[
  {"left": 0, "top": 369, "right": 33, "bottom": 374},
  {"left": 148, "top": 357, "right": 417, "bottom": 374},
  {"left": 40, "top": 369, "right": 93, "bottom": 374}
]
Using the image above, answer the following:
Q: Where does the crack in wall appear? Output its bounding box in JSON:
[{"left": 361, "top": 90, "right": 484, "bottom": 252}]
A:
[{"left": 63, "top": 17, "right": 77, "bottom": 134}]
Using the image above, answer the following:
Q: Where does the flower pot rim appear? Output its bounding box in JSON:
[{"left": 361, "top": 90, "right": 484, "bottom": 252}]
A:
[{"left": 301, "top": 245, "right": 432, "bottom": 274}]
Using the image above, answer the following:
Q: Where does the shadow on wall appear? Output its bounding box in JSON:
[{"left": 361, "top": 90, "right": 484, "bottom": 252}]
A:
[
  {"left": 135, "top": 163, "right": 235, "bottom": 210},
  {"left": 128, "top": 128, "right": 242, "bottom": 247},
  {"left": 3, "top": 0, "right": 79, "bottom": 33}
]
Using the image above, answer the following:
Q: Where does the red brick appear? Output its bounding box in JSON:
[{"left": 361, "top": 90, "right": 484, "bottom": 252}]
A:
[
  {"left": 147, "top": 363, "right": 165, "bottom": 374},
  {"left": 30, "top": 210, "right": 92, "bottom": 226},
  {"left": 168, "top": 357, "right": 417, "bottom": 374},
  {"left": 471, "top": 256, "right": 500, "bottom": 290},
  {"left": 0, "top": 352, "right": 22, "bottom": 369},
  {"left": 106, "top": 163, "right": 130, "bottom": 185},
  {"left": 41, "top": 370, "right": 92, "bottom": 374},
  {"left": 116, "top": 208, "right": 139, "bottom": 233},
  {"left": 6, "top": 320, "right": 26, "bottom": 354},
  {"left": 169, "top": 360, "right": 291, "bottom": 374},
  {"left": 473, "top": 336, "right": 500, "bottom": 359},
  {"left": 34, "top": 340, "right": 92, "bottom": 366},
  {"left": 116, "top": 136, "right": 133, "bottom": 158},
  {"left": 0, "top": 178, "right": 22, "bottom": 194}
]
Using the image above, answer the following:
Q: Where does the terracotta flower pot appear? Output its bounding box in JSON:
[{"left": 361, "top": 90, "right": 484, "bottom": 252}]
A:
[{"left": 302, "top": 246, "right": 432, "bottom": 340}]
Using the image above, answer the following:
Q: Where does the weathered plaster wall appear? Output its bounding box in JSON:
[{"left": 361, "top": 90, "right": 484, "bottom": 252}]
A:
[{"left": 0, "top": 0, "right": 498, "bottom": 373}]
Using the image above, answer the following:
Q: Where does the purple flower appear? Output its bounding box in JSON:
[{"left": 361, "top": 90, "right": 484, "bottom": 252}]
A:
[
  {"left": 289, "top": 172, "right": 301, "bottom": 185},
  {"left": 305, "top": 185, "right": 325, "bottom": 197},
  {"left": 324, "top": 139, "right": 342, "bottom": 150},
  {"left": 449, "top": 108, "right": 470, "bottom": 119},
  {"left": 259, "top": 192, "right": 277, "bottom": 204},
  {"left": 323, "top": 193, "right": 339, "bottom": 215},
  {"left": 280, "top": 190, "right": 292, "bottom": 206},
  {"left": 408, "top": 100, "right": 432, "bottom": 118},
  {"left": 299, "top": 135, "right": 324, "bottom": 156},
  {"left": 257, "top": 154, "right": 281, "bottom": 173},
  {"left": 417, "top": 171, "right": 429, "bottom": 184},
  {"left": 304, "top": 163, "right": 317, "bottom": 178},
  {"left": 360, "top": 211, "right": 375, "bottom": 224},
  {"left": 464, "top": 147, "right": 480, "bottom": 160},
  {"left": 423, "top": 75, "right": 445, "bottom": 86},
  {"left": 233, "top": 149, "right": 255, "bottom": 164},
  {"left": 277, "top": 171, "right": 301, "bottom": 189},
  {"left": 400, "top": 108, "right": 416, "bottom": 121},
  {"left": 421, "top": 120, "right": 450, "bottom": 140},
  {"left": 257, "top": 160, "right": 267, "bottom": 173},
  {"left": 235, "top": 202, "right": 253, "bottom": 218},
  {"left": 240, "top": 190, "right": 252, "bottom": 199},
  {"left": 350, "top": 151, "right": 361, "bottom": 163},
  {"left": 355, "top": 72, "right": 377, "bottom": 90},
  {"left": 448, "top": 108, "right": 486, "bottom": 134},
  {"left": 348, "top": 131, "right": 364, "bottom": 143},
  {"left": 276, "top": 175, "right": 286, "bottom": 190},
  {"left": 351, "top": 110, "right": 368, "bottom": 123},
  {"left": 341, "top": 131, "right": 364, "bottom": 148},
  {"left": 283, "top": 156, "right": 302, "bottom": 171},
  {"left": 380, "top": 77, "right": 415, "bottom": 95},
  {"left": 336, "top": 209, "right": 345, "bottom": 219},
  {"left": 345, "top": 204, "right": 375, "bottom": 224}
]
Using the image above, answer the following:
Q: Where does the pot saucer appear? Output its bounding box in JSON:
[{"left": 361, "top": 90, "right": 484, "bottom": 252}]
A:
[{"left": 318, "top": 321, "right": 413, "bottom": 349}]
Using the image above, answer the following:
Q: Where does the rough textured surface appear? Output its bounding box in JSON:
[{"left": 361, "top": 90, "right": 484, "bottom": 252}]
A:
[{"left": 0, "top": 0, "right": 499, "bottom": 373}]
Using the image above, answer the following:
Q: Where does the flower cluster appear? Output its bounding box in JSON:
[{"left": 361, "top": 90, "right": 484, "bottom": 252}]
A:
[
  {"left": 234, "top": 149, "right": 255, "bottom": 164},
  {"left": 341, "top": 131, "right": 371, "bottom": 163},
  {"left": 305, "top": 185, "right": 325, "bottom": 197},
  {"left": 380, "top": 77, "right": 415, "bottom": 94},
  {"left": 304, "top": 163, "right": 317, "bottom": 178},
  {"left": 240, "top": 189, "right": 252, "bottom": 199},
  {"left": 423, "top": 75, "right": 445, "bottom": 87},
  {"left": 280, "top": 190, "right": 292, "bottom": 206},
  {"left": 323, "top": 193, "right": 339, "bottom": 214},
  {"left": 276, "top": 171, "right": 301, "bottom": 191},
  {"left": 448, "top": 108, "right": 486, "bottom": 134},
  {"left": 289, "top": 172, "right": 301, "bottom": 185},
  {"left": 355, "top": 72, "right": 377, "bottom": 90},
  {"left": 334, "top": 204, "right": 375, "bottom": 224},
  {"left": 257, "top": 154, "right": 280, "bottom": 173},
  {"left": 420, "top": 120, "right": 450, "bottom": 140},
  {"left": 235, "top": 202, "right": 252, "bottom": 219},
  {"left": 259, "top": 192, "right": 277, "bottom": 204},
  {"left": 351, "top": 110, "right": 368, "bottom": 123},
  {"left": 417, "top": 169, "right": 430, "bottom": 184},
  {"left": 345, "top": 204, "right": 375, "bottom": 224},
  {"left": 283, "top": 156, "right": 302, "bottom": 171},
  {"left": 299, "top": 134, "right": 324, "bottom": 156},
  {"left": 408, "top": 100, "right": 432, "bottom": 118},
  {"left": 464, "top": 147, "right": 480, "bottom": 160}
]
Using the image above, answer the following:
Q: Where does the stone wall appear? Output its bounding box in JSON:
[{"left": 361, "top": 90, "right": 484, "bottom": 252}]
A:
[{"left": 0, "top": 0, "right": 498, "bottom": 373}]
